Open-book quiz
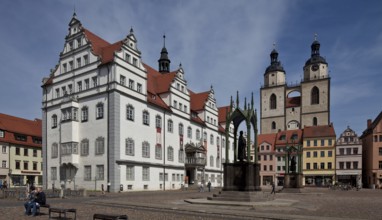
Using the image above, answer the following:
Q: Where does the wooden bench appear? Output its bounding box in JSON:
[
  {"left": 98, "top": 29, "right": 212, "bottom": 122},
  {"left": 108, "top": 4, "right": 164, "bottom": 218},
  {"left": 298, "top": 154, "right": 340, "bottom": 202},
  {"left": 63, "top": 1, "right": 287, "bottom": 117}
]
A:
[
  {"left": 37, "top": 204, "right": 50, "bottom": 215},
  {"left": 93, "top": 213, "right": 128, "bottom": 220},
  {"left": 49, "top": 207, "right": 77, "bottom": 220}
]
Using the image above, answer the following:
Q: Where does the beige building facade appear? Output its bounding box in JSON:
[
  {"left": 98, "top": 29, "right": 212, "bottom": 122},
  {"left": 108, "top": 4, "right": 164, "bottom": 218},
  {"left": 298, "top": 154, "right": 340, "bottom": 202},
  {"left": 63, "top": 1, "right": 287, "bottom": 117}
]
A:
[{"left": 360, "top": 111, "right": 382, "bottom": 188}]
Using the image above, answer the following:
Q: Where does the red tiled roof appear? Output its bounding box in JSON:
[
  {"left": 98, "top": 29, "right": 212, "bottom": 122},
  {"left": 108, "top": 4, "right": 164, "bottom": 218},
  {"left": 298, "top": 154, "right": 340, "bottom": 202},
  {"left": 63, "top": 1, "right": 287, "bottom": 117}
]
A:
[
  {"left": 83, "top": 28, "right": 111, "bottom": 57},
  {"left": 0, "top": 113, "right": 42, "bottom": 148},
  {"left": 258, "top": 133, "right": 277, "bottom": 147},
  {"left": 218, "top": 106, "right": 230, "bottom": 123},
  {"left": 101, "top": 41, "right": 123, "bottom": 64},
  {"left": 304, "top": 124, "right": 336, "bottom": 138},
  {"left": 275, "top": 129, "right": 303, "bottom": 146},
  {"left": 286, "top": 96, "right": 301, "bottom": 108},
  {"left": 189, "top": 91, "right": 209, "bottom": 111}
]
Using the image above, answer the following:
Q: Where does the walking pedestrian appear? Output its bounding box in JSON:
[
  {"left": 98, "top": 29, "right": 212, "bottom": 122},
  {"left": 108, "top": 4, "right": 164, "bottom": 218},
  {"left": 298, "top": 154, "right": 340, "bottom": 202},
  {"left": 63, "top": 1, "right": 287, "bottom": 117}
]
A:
[
  {"left": 207, "top": 181, "right": 211, "bottom": 192},
  {"left": 271, "top": 182, "right": 276, "bottom": 194}
]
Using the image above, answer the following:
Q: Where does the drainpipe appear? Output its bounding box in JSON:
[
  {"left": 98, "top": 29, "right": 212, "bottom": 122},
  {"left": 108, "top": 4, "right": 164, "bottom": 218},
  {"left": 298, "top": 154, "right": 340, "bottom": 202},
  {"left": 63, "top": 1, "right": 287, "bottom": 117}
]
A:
[
  {"left": 106, "top": 64, "right": 111, "bottom": 191},
  {"left": 163, "top": 110, "right": 166, "bottom": 191}
]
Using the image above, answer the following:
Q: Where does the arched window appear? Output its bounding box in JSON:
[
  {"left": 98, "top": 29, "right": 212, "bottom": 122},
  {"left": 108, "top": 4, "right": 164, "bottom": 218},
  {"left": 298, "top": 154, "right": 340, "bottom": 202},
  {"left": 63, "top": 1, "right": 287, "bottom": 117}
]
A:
[
  {"left": 167, "top": 146, "right": 174, "bottom": 161},
  {"left": 210, "top": 134, "right": 214, "bottom": 145},
  {"left": 179, "top": 123, "right": 184, "bottom": 135},
  {"left": 155, "top": 144, "right": 162, "bottom": 159},
  {"left": 142, "top": 141, "right": 150, "bottom": 158},
  {"left": 167, "top": 120, "right": 173, "bottom": 132},
  {"left": 196, "top": 129, "right": 201, "bottom": 140},
  {"left": 126, "top": 138, "right": 135, "bottom": 156},
  {"left": 80, "top": 139, "right": 89, "bottom": 156},
  {"left": 51, "top": 115, "right": 57, "bottom": 128},
  {"left": 126, "top": 104, "right": 134, "bottom": 121},
  {"left": 95, "top": 137, "right": 105, "bottom": 155},
  {"left": 142, "top": 110, "right": 150, "bottom": 125},
  {"left": 270, "top": 94, "right": 277, "bottom": 109},
  {"left": 81, "top": 107, "right": 88, "bottom": 122},
  {"left": 271, "top": 121, "right": 276, "bottom": 130},
  {"left": 51, "top": 143, "right": 58, "bottom": 158},
  {"left": 210, "top": 156, "right": 214, "bottom": 167},
  {"left": 313, "top": 117, "right": 318, "bottom": 126},
  {"left": 311, "top": 86, "right": 319, "bottom": 105},
  {"left": 155, "top": 115, "right": 162, "bottom": 128},
  {"left": 187, "top": 126, "right": 192, "bottom": 138}
]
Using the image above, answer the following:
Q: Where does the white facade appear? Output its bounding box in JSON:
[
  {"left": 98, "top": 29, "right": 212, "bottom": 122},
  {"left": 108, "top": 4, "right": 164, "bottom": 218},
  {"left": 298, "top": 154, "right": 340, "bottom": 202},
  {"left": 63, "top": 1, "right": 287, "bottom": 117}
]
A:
[{"left": 42, "top": 14, "right": 234, "bottom": 192}]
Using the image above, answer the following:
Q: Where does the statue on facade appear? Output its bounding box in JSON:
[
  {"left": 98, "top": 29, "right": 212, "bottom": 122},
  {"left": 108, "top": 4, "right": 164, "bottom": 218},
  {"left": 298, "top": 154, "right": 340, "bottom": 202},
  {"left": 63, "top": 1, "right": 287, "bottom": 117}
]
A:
[
  {"left": 238, "top": 130, "right": 246, "bottom": 162},
  {"left": 290, "top": 156, "right": 296, "bottom": 173}
]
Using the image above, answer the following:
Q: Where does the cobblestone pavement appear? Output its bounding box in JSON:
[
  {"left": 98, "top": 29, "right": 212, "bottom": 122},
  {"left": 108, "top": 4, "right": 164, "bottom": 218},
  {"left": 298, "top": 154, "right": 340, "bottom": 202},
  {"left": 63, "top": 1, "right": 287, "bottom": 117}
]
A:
[{"left": 0, "top": 188, "right": 381, "bottom": 220}]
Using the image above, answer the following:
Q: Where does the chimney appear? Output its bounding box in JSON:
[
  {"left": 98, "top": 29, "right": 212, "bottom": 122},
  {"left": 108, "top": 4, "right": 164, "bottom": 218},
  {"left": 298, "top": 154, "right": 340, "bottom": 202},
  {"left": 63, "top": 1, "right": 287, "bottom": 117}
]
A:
[{"left": 367, "top": 119, "right": 372, "bottom": 128}]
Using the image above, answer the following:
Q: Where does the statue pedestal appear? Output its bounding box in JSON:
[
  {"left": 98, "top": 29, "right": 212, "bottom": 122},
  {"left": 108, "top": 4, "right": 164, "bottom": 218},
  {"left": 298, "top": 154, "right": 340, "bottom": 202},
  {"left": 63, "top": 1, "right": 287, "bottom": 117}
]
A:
[
  {"left": 284, "top": 173, "right": 303, "bottom": 188},
  {"left": 223, "top": 162, "right": 261, "bottom": 191}
]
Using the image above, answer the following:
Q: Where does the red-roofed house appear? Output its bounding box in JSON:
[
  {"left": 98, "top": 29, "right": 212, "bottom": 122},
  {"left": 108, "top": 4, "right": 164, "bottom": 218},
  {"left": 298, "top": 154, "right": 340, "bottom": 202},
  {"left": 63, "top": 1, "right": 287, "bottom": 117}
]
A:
[
  {"left": 0, "top": 113, "right": 42, "bottom": 187},
  {"left": 257, "top": 133, "right": 277, "bottom": 186},
  {"left": 41, "top": 13, "right": 234, "bottom": 192}
]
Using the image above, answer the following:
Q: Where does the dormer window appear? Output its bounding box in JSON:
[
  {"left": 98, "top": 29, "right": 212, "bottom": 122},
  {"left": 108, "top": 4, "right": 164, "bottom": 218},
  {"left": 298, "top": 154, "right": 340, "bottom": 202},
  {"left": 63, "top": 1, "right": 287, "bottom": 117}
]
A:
[
  {"left": 0, "top": 130, "right": 4, "bottom": 138},
  {"left": 125, "top": 53, "right": 131, "bottom": 63},
  {"left": 133, "top": 58, "right": 138, "bottom": 66}
]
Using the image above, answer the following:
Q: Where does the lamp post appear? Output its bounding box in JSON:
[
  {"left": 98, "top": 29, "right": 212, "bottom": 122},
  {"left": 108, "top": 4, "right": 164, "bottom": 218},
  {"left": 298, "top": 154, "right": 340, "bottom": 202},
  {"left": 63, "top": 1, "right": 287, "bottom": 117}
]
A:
[{"left": 8, "top": 168, "right": 12, "bottom": 188}]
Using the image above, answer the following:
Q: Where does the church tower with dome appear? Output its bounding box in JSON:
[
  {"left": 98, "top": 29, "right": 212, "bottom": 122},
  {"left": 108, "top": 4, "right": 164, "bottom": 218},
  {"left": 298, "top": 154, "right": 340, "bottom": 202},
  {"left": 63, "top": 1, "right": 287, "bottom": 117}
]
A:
[{"left": 260, "top": 36, "right": 330, "bottom": 134}]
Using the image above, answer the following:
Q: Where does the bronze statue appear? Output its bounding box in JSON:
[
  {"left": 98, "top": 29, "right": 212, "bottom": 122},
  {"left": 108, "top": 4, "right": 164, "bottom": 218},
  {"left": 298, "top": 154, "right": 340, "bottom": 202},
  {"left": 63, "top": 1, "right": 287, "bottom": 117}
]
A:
[
  {"left": 238, "top": 131, "right": 246, "bottom": 162},
  {"left": 290, "top": 156, "right": 296, "bottom": 173}
]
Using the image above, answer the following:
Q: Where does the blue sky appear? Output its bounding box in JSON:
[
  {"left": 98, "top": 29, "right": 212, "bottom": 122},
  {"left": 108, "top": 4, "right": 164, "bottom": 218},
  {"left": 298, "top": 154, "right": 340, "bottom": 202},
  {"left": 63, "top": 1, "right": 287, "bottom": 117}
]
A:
[{"left": 0, "top": 0, "right": 381, "bottom": 136}]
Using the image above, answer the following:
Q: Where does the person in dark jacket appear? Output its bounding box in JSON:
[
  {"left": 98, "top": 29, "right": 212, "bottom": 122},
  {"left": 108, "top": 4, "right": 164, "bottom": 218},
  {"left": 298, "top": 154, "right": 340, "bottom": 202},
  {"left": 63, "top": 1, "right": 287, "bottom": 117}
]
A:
[{"left": 26, "top": 187, "right": 46, "bottom": 216}]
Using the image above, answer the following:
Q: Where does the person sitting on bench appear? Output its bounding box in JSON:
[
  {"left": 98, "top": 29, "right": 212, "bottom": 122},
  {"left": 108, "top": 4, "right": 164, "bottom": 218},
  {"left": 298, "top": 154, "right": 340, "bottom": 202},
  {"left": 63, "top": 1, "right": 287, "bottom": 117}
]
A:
[{"left": 25, "top": 187, "right": 46, "bottom": 216}]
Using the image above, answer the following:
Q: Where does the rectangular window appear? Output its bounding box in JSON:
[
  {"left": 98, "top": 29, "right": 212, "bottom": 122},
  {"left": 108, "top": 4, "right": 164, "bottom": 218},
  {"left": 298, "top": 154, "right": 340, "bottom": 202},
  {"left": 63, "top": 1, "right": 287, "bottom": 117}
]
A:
[
  {"left": 339, "top": 162, "right": 344, "bottom": 169},
  {"left": 24, "top": 161, "right": 29, "bottom": 170},
  {"left": 137, "top": 83, "right": 142, "bottom": 93},
  {"left": 96, "top": 165, "right": 104, "bottom": 180},
  {"left": 129, "top": 79, "right": 134, "bottom": 89},
  {"left": 313, "top": 151, "right": 317, "bottom": 157},
  {"left": 328, "top": 139, "right": 333, "bottom": 146},
  {"left": 353, "top": 148, "right": 359, "bottom": 155},
  {"left": 346, "top": 148, "right": 351, "bottom": 155},
  {"left": 263, "top": 155, "right": 267, "bottom": 161},
  {"left": 33, "top": 149, "right": 37, "bottom": 157},
  {"left": 328, "top": 150, "right": 332, "bottom": 157},
  {"left": 346, "top": 162, "right": 351, "bottom": 169},
  {"left": 320, "top": 162, "right": 325, "bottom": 169},
  {"left": 2, "top": 160, "right": 6, "bottom": 168},
  {"left": 320, "top": 151, "right": 325, "bottom": 157},
  {"left": 63, "top": 63, "right": 67, "bottom": 73},
  {"left": 24, "top": 148, "right": 28, "bottom": 156},
  {"left": 96, "top": 104, "right": 104, "bottom": 119},
  {"left": 307, "top": 140, "right": 310, "bottom": 147},
  {"left": 313, "top": 163, "right": 318, "bottom": 169},
  {"left": 69, "top": 61, "right": 73, "bottom": 71},
  {"left": 306, "top": 152, "right": 311, "bottom": 158},
  {"left": 16, "top": 147, "right": 20, "bottom": 155},
  {"left": 77, "top": 58, "right": 81, "bottom": 68},
  {"left": 263, "top": 165, "right": 267, "bottom": 171},
  {"left": 81, "top": 108, "right": 88, "bottom": 122},
  {"left": 314, "top": 140, "right": 317, "bottom": 146},
  {"left": 33, "top": 162, "right": 38, "bottom": 171},
  {"left": 15, "top": 161, "right": 20, "bottom": 169},
  {"left": 321, "top": 139, "right": 324, "bottom": 146},
  {"left": 51, "top": 167, "right": 57, "bottom": 180},
  {"left": 133, "top": 58, "right": 138, "bottom": 66},
  {"left": 159, "top": 173, "right": 164, "bottom": 181},
  {"left": 374, "top": 136, "right": 378, "bottom": 142},
  {"left": 126, "top": 166, "right": 135, "bottom": 180},
  {"left": 120, "top": 75, "right": 126, "bottom": 85},
  {"left": 68, "top": 84, "right": 73, "bottom": 94},
  {"left": 270, "top": 165, "right": 273, "bottom": 171},
  {"left": 353, "top": 161, "right": 358, "bottom": 169},
  {"left": 95, "top": 138, "right": 105, "bottom": 155},
  {"left": 125, "top": 53, "right": 131, "bottom": 63},
  {"left": 84, "top": 166, "right": 91, "bottom": 181},
  {"left": 306, "top": 163, "right": 310, "bottom": 170},
  {"left": 85, "top": 79, "right": 89, "bottom": 89},
  {"left": 379, "top": 148, "right": 382, "bottom": 156},
  {"left": 2, "top": 146, "right": 6, "bottom": 153},
  {"left": 56, "top": 88, "right": 60, "bottom": 98},
  {"left": 328, "top": 162, "right": 332, "bottom": 169},
  {"left": 339, "top": 148, "right": 344, "bottom": 155},
  {"left": 92, "top": 77, "right": 98, "bottom": 87},
  {"left": 84, "top": 55, "right": 89, "bottom": 65},
  {"left": 77, "top": 81, "right": 82, "bottom": 92},
  {"left": 142, "top": 167, "right": 149, "bottom": 181}
]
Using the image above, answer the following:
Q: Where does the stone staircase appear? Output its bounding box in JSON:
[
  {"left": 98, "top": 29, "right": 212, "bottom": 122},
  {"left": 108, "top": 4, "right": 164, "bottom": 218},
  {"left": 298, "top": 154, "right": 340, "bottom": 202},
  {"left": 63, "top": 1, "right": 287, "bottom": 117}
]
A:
[{"left": 207, "top": 190, "right": 273, "bottom": 202}]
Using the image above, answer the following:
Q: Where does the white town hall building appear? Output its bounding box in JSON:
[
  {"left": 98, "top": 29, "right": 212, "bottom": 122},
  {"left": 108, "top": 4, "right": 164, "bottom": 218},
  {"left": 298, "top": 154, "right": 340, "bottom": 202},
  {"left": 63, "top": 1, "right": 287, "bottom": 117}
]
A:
[{"left": 42, "top": 13, "right": 234, "bottom": 192}]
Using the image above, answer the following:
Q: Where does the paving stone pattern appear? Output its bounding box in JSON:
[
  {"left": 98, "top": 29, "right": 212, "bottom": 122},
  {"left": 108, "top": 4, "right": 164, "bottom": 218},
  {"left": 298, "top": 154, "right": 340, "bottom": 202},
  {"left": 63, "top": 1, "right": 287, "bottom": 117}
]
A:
[{"left": 0, "top": 188, "right": 381, "bottom": 220}]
